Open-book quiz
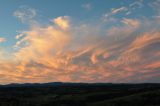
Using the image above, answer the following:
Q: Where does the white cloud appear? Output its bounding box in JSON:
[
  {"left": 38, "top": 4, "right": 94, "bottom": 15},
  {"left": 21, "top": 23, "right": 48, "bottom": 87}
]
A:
[
  {"left": 125, "top": 0, "right": 143, "bottom": 16},
  {"left": 105, "top": 6, "right": 128, "bottom": 17},
  {"left": 14, "top": 6, "right": 37, "bottom": 23},
  {"left": 129, "top": 0, "right": 143, "bottom": 9},
  {"left": 111, "top": 7, "right": 128, "bottom": 14},
  {"left": 103, "top": 6, "right": 127, "bottom": 22}
]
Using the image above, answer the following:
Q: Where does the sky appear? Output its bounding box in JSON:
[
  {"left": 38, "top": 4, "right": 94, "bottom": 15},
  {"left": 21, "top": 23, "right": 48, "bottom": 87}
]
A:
[{"left": 0, "top": 0, "right": 160, "bottom": 84}]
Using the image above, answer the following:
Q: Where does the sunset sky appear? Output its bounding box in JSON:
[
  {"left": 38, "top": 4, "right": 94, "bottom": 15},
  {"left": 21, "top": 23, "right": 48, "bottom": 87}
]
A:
[{"left": 0, "top": 0, "right": 160, "bottom": 84}]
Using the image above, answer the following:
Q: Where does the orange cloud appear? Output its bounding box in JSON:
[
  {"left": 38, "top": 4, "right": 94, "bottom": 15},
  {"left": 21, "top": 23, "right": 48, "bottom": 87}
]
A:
[
  {"left": 121, "top": 18, "right": 140, "bottom": 28},
  {"left": 0, "top": 16, "right": 160, "bottom": 84},
  {"left": 53, "top": 16, "right": 70, "bottom": 30},
  {"left": 0, "top": 37, "right": 6, "bottom": 43},
  {"left": 144, "top": 61, "right": 160, "bottom": 69},
  {"left": 128, "top": 32, "right": 160, "bottom": 52}
]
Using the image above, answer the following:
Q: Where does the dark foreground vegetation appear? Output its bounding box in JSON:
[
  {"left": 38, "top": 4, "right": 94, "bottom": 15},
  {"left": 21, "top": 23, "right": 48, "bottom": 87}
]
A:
[{"left": 0, "top": 82, "right": 160, "bottom": 106}]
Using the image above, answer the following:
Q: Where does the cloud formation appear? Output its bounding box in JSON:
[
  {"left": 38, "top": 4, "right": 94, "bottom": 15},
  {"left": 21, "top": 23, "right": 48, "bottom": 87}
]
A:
[
  {"left": 0, "top": 1, "right": 160, "bottom": 84},
  {"left": 0, "top": 14, "right": 159, "bottom": 84}
]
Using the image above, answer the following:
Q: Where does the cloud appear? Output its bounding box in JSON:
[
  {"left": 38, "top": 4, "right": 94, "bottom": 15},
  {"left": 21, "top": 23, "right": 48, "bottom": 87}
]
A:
[
  {"left": 121, "top": 18, "right": 141, "bottom": 28},
  {"left": 104, "top": 6, "right": 127, "bottom": 18},
  {"left": 102, "top": 6, "right": 128, "bottom": 22},
  {"left": 116, "top": 32, "right": 160, "bottom": 66},
  {"left": 82, "top": 3, "right": 92, "bottom": 10},
  {"left": 15, "top": 33, "right": 25, "bottom": 39},
  {"left": 124, "top": 0, "right": 143, "bottom": 16},
  {"left": 13, "top": 17, "right": 159, "bottom": 83},
  {"left": 128, "top": 32, "right": 160, "bottom": 52},
  {"left": 111, "top": 7, "right": 128, "bottom": 14},
  {"left": 0, "top": 12, "right": 160, "bottom": 84},
  {"left": 53, "top": 16, "right": 70, "bottom": 30},
  {"left": 149, "top": 0, "right": 160, "bottom": 13},
  {"left": 129, "top": 0, "right": 143, "bottom": 9},
  {"left": 14, "top": 6, "right": 37, "bottom": 23},
  {"left": 103, "top": 0, "right": 144, "bottom": 22},
  {"left": 90, "top": 49, "right": 106, "bottom": 64},
  {"left": 0, "top": 37, "right": 6, "bottom": 43},
  {"left": 149, "top": 0, "right": 160, "bottom": 20}
]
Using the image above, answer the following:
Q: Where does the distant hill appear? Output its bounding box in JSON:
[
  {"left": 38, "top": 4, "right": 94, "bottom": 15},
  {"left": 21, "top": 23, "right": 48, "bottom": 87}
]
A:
[{"left": 1, "top": 82, "right": 160, "bottom": 87}]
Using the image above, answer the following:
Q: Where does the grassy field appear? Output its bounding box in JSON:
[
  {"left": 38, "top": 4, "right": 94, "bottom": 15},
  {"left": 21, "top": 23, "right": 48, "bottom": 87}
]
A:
[{"left": 0, "top": 83, "right": 160, "bottom": 106}]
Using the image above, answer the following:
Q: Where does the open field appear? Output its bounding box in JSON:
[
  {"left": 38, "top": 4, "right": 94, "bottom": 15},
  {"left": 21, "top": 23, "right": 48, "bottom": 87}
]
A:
[{"left": 0, "top": 83, "right": 160, "bottom": 106}]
